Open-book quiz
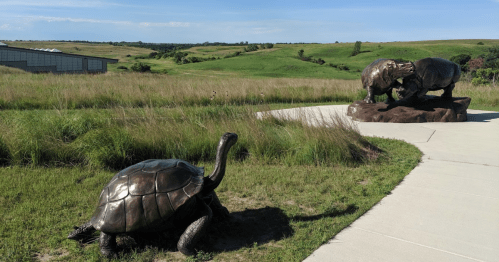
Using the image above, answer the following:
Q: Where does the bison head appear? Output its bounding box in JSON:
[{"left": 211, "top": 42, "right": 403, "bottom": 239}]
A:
[{"left": 391, "top": 60, "right": 415, "bottom": 79}]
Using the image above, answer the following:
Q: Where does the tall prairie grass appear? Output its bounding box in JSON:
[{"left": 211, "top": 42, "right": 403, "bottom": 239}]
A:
[
  {"left": 0, "top": 105, "right": 375, "bottom": 169},
  {"left": 0, "top": 71, "right": 364, "bottom": 109},
  {"left": 0, "top": 69, "right": 497, "bottom": 110}
]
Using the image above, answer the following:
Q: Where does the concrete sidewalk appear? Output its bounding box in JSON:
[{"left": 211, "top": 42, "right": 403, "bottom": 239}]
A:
[{"left": 259, "top": 106, "right": 499, "bottom": 262}]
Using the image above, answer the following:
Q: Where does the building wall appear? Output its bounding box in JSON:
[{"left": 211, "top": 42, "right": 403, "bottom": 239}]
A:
[{"left": 0, "top": 48, "right": 109, "bottom": 73}]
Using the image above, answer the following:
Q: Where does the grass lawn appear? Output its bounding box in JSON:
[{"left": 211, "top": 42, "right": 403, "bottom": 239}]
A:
[{"left": 0, "top": 136, "right": 421, "bottom": 262}]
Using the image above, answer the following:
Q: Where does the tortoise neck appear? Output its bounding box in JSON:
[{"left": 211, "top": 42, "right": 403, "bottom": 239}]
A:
[{"left": 202, "top": 133, "right": 237, "bottom": 194}]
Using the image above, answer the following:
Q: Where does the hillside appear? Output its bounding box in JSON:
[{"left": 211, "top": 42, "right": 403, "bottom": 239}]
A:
[{"left": 3, "top": 39, "right": 499, "bottom": 79}]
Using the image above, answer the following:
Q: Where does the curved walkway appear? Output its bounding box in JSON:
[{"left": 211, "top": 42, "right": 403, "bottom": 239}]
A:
[{"left": 258, "top": 105, "right": 499, "bottom": 262}]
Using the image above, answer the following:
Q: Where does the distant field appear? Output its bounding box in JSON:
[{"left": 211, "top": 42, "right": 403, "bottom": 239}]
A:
[{"left": 4, "top": 39, "right": 499, "bottom": 79}]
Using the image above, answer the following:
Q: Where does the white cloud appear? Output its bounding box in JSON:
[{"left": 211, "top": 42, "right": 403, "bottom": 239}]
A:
[
  {"left": 139, "top": 22, "right": 190, "bottom": 28},
  {"left": 22, "top": 16, "right": 132, "bottom": 26},
  {"left": 250, "top": 27, "right": 283, "bottom": 35},
  {"left": 0, "top": 24, "right": 12, "bottom": 30},
  {"left": 0, "top": 0, "right": 122, "bottom": 8},
  {"left": 13, "top": 15, "right": 190, "bottom": 29}
]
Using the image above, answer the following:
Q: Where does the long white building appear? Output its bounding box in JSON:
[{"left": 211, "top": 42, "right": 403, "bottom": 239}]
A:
[{"left": 0, "top": 42, "right": 118, "bottom": 74}]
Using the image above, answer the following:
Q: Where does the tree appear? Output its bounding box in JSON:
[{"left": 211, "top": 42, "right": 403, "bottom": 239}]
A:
[
  {"left": 351, "top": 41, "right": 362, "bottom": 56},
  {"left": 484, "top": 46, "right": 499, "bottom": 69},
  {"left": 130, "top": 62, "right": 151, "bottom": 72},
  {"left": 173, "top": 52, "right": 188, "bottom": 64},
  {"left": 468, "top": 57, "right": 484, "bottom": 71},
  {"left": 244, "top": 44, "right": 259, "bottom": 52},
  {"left": 298, "top": 49, "right": 304, "bottom": 58}
]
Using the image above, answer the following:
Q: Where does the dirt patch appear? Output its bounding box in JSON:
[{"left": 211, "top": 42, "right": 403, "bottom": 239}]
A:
[
  {"left": 34, "top": 249, "right": 69, "bottom": 262},
  {"left": 358, "top": 178, "right": 371, "bottom": 186},
  {"left": 284, "top": 200, "right": 315, "bottom": 213},
  {"left": 223, "top": 193, "right": 273, "bottom": 212}
]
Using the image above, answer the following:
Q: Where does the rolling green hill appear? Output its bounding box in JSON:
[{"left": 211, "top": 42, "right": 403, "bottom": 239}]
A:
[{"left": 4, "top": 39, "right": 499, "bottom": 79}]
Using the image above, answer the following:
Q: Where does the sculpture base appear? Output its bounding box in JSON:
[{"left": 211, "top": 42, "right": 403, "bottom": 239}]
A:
[{"left": 347, "top": 96, "right": 471, "bottom": 123}]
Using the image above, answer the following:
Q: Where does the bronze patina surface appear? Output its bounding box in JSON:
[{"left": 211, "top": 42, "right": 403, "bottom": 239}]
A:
[
  {"left": 68, "top": 133, "right": 238, "bottom": 258},
  {"left": 347, "top": 96, "right": 471, "bottom": 123},
  {"left": 361, "top": 58, "right": 415, "bottom": 104},
  {"left": 397, "top": 57, "right": 461, "bottom": 102}
]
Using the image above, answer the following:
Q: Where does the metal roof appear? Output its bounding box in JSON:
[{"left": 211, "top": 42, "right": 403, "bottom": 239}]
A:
[{"left": 0, "top": 45, "right": 118, "bottom": 63}]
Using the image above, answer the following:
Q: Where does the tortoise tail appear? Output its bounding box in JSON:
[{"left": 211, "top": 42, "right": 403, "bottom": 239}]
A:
[{"left": 68, "top": 221, "right": 97, "bottom": 243}]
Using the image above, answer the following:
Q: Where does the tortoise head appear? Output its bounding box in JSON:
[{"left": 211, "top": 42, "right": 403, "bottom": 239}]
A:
[
  {"left": 392, "top": 60, "right": 415, "bottom": 79},
  {"left": 202, "top": 133, "right": 238, "bottom": 194}
]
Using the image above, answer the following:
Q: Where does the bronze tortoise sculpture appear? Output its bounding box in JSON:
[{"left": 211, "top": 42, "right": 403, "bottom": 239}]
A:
[
  {"left": 361, "top": 58, "right": 415, "bottom": 103},
  {"left": 68, "top": 132, "right": 238, "bottom": 258}
]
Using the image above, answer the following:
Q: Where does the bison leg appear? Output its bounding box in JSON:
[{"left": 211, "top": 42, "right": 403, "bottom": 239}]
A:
[
  {"left": 416, "top": 88, "right": 429, "bottom": 100},
  {"left": 364, "top": 86, "right": 375, "bottom": 103},
  {"left": 99, "top": 232, "right": 118, "bottom": 258},
  {"left": 441, "top": 82, "right": 455, "bottom": 98},
  {"left": 177, "top": 197, "right": 213, "bottom": 256}
]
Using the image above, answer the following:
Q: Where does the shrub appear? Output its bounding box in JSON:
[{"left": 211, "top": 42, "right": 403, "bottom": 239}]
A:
[
  {"left": 484, "top": 46, "right": 499, "bottom": 69},
  {"left": 468, "top": 57, "right": 484, "bottom": 71},
  {"left": 351, "top": 41, "right": 362, "bottom": 56},
  {"left": 313, "top": 58, "right": 325, "bottom": 65},
  {"left": 300, "top": 56, "right": 312, "bottom": 62},
  {"left": 244, "top": 44, "right": 259, "bottom": 52},
  {"left": 260, "top": 43, "right": 273, "bottom": 49},
  {"left": 224, "top": 51, "right": 242, "bottom": 59},
  {"left": 471, "top": 77, "right": 489, "bottom": 86},
  {"left": 130, "top": 62, "right": 151, "bottom": 72},
  {"left": 450, "top": 54, "right": 471, "bottom": 67},
  {"left": 337, "top": 64, "right": 350, "bottom": 71},
  {"left": 117, "top": 66, "right": 128, "bottom": 70},
  {"left": 477, "top": 42, "right": 485, "bottom": 45},
  {"left": 298, "top": 49, "right": 304, "bottom": 58},
  {"left": 472, "top": 68, "right": 499, "bottom": 86},
  {"left": 172, "top": 52, "right": 188, "bottom": 64}
]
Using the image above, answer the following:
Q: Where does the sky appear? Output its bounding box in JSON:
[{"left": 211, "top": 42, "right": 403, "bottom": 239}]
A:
[{"left": 0, "top": 0, "right": 498, "bottom": 44}]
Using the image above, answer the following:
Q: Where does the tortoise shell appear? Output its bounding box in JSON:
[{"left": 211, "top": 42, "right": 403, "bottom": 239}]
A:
[{"left": 90, "top": 159, "right": 204, "bottom": 233}]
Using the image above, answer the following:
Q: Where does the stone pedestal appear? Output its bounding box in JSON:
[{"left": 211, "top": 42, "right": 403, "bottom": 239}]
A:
[{"left": 347, "top": 96, "right": 471, "bottom": 123}]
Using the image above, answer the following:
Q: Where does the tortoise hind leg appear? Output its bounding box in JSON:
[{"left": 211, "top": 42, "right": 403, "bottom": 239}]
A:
[
  {"left": 177, "top": 198, "right": 213, "bottom": 256},
  {"left": 99, "top": 232, "right": 118, "bottom": 258}
]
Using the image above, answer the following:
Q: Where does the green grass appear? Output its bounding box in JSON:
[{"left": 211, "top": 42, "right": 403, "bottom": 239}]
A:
[
  {"left": 0, "top": 137, "right": 421, "bottom": 262},
  {"left": 0, "top": 104, "right": 423, "bottom": 261},
  {"left": 6, "top": 39, "right": 498, "bottom": 79},
  {"left": 0, "top": 105, "right": 377, "bottom": 169}
]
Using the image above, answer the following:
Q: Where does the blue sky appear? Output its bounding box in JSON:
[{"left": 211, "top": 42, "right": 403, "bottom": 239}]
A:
[{"left": 1, "top": 0, "right": 498, "bottom": 43}]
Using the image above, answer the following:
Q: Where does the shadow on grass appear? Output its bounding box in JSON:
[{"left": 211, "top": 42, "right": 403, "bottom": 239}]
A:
[{"left": 110, "top": 204, "right": 358, "bottom": 256}]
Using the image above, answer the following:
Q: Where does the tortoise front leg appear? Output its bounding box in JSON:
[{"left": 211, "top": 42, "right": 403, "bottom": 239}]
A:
[
  {"left": 205, "top": 191, "right": 229, "bottom": 220},
  {"left": 177, "top": 197, "right": 213, "bottom": 256},
  {"left": 99, "top": 232, "right": 118, "bottom": 258}
]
